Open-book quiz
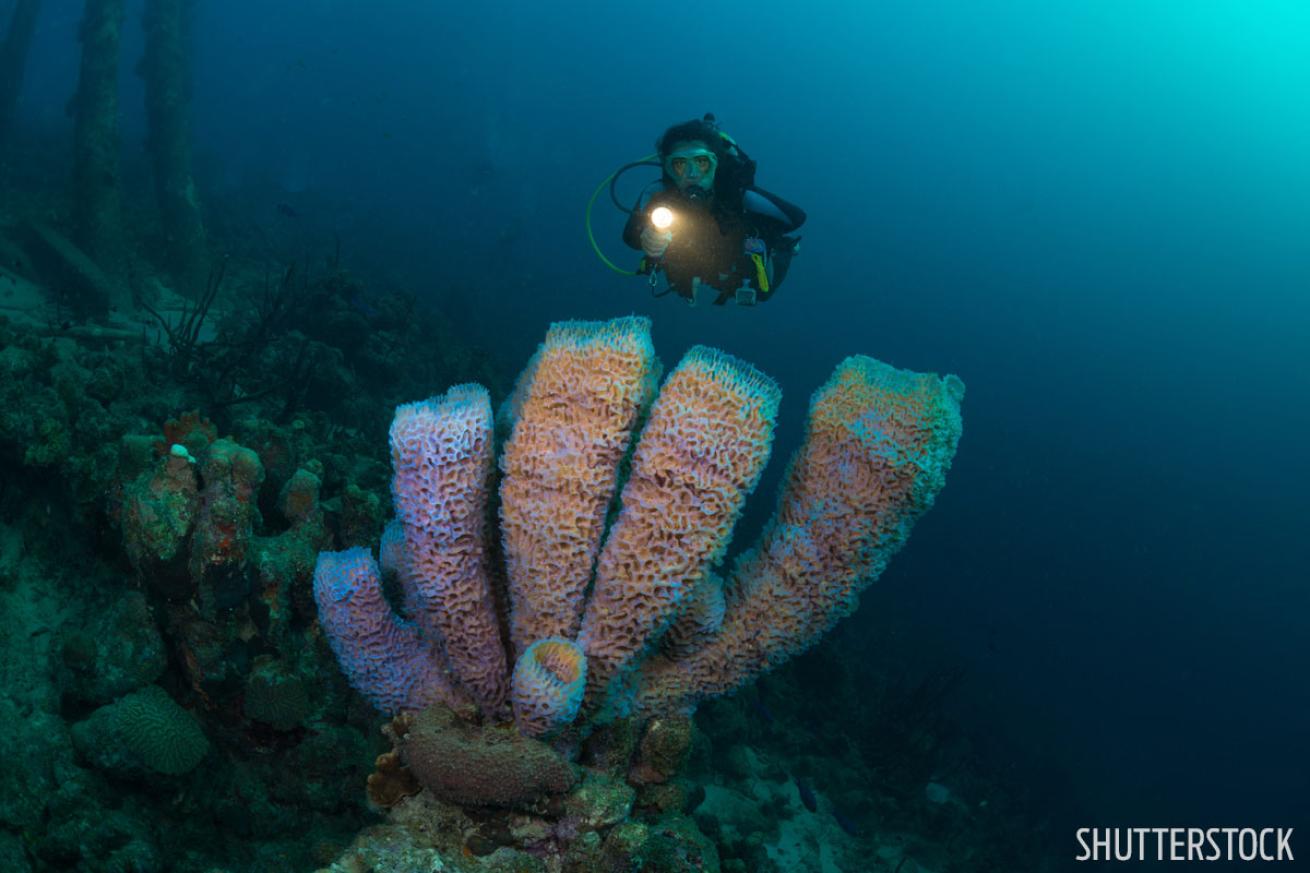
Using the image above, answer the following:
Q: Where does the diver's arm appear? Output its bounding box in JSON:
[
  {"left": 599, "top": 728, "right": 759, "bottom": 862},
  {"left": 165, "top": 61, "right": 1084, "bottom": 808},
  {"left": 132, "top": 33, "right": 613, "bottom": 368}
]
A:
[
  {"left": 623, "top": 208, "right": 647, "bottom": 250},
  {"left": 744, "top": 187, "right": 806, "bottom": 234},
  {"left": 623, "top": 188, "right": 667, "bottom": 249}
]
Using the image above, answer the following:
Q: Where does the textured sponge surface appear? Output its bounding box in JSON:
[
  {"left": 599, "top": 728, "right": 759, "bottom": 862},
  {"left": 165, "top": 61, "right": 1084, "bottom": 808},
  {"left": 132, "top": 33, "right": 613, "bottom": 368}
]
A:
[{"left": 511, "top": 637, "right": 588, "bottom": 738}]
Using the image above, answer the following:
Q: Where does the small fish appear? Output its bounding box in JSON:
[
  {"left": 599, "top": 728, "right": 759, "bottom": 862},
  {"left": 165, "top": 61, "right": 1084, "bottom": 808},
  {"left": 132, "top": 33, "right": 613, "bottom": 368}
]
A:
[
  {"left": 831, "top": 809, "right": 860, "bottom": 837},
  {"left": 275, "top": 202, "right": 299, "bottom": 218},
  {"left": 348, "top": 292, "right": 378, "bottom": 319},
  {"left": 794, "top": 776, "right": 816, "bottom": 812}
]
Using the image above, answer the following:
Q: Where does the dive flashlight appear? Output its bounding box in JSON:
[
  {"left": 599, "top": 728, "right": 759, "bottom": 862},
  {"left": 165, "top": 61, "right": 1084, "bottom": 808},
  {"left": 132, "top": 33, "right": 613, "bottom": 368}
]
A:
[{"left": 650, "top": 206, "right": 674, "bottom": 230}]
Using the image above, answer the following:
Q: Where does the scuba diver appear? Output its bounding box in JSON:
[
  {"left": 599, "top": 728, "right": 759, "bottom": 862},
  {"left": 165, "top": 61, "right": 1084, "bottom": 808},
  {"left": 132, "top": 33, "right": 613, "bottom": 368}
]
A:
[{"left": 587, "top": 114, "right": 806, "bottom": 306}]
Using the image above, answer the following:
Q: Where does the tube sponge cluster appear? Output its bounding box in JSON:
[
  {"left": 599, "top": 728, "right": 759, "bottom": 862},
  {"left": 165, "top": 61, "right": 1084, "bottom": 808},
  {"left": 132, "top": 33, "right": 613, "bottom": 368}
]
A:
[{"left": 313, "top": 317, "right": 964, "bottom": 736}]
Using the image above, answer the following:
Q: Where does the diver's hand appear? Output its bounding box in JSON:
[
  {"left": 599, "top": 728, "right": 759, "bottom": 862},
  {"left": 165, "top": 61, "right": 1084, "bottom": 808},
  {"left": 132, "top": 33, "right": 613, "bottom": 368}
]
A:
[{"left": 641, "top": 226, "right": 673, "bottom": 259}]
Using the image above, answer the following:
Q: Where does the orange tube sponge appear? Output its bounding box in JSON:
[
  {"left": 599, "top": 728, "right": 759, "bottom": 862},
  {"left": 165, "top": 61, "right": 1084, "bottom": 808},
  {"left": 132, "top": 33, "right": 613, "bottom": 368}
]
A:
[
  {"left": 510, "top": 638, "right": 588, "bottom": 738},
  {"left": 498, "top": 317, "right": 660, "bottom": 656},
  {"left": 579, "top": 346, "right": 780, "bottom": 715},
  {"left": 662, "top": 572, "right": 726, "bottom": 660},
  {"left": 632, "top": 355, "right": 964, "bottom": 716},
  {"left": 390, "top": 385, "right": 507, "bottom": 716}
]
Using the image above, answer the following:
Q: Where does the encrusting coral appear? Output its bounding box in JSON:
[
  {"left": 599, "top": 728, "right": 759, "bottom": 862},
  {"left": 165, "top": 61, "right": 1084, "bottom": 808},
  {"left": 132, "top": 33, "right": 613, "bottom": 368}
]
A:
[{"left": 313, "top": 315, "right": 964, "bottom": 742}]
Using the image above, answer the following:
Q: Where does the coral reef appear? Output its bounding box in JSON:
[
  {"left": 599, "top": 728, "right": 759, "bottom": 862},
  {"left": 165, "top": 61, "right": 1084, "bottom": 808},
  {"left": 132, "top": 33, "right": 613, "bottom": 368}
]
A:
[
  {"left": 0, "top": 273, "right": 986, "bottom": 872},
  {"left": 320, "top": 765, "right": 718, "bottom": 873},
  {"left": 244, "top": 656, "right": 312, "bottom": 731},
  {"left": 0, "top": 243, "right": 507, "bottom": 869}
]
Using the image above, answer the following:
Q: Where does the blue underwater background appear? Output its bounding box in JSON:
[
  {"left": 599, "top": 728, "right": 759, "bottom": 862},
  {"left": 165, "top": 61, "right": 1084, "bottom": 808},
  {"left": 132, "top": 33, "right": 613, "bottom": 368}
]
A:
[{"left": 4, "top": 0, "right": 1309, "bottom": 870}]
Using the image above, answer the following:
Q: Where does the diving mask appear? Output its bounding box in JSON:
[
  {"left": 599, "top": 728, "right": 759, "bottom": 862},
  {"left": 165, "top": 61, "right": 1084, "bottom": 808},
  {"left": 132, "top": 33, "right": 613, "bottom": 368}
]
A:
[{"left": 664, "top": 143, "right": 718, "bottom": 193}]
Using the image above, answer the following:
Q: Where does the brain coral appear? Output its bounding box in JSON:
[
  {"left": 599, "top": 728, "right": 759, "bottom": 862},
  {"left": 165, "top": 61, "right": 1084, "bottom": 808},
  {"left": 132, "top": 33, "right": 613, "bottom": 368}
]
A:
[{"left": 108, "top": 684, "right": 209, "bottom": 775}]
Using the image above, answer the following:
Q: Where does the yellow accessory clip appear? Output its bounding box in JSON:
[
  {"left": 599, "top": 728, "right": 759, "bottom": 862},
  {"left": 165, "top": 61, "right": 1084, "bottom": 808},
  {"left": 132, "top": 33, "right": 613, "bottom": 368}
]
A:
[{"left": 750, "top": 253, "right": 769, "bottom": 293}]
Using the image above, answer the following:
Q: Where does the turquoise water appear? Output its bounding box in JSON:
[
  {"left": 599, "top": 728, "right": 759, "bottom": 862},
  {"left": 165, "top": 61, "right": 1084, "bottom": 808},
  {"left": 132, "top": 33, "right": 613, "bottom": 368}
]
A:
[{"left": 4, "top": 1, "right": 1308, "bottom": 869}]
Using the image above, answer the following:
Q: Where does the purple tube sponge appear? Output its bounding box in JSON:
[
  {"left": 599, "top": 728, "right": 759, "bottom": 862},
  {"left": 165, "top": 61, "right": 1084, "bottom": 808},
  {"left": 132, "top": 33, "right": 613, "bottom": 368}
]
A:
[
  {"left": 390, "top": 385, "right": 508, "bottom": 716},
  {"left": 511, "top": 638, "right": 588, "bottom": 739},
  {"left": 312, "top": 547, "right": 466, "bottom": 716},
  {"left": 379, "top": 517, "right": 428, "bottom": 630}
]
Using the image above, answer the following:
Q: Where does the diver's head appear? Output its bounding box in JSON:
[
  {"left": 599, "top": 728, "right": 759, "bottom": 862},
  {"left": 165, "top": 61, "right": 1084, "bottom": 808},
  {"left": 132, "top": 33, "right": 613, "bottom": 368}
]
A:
[
  {"left": 663, "top": 139, "right": 718, "bottom": 199},
  {"left": 656, "top": 117, "right": 732, "bottom": 202},
  {"left": 655, "top": 115, "right": 755, "bottom": 211}
]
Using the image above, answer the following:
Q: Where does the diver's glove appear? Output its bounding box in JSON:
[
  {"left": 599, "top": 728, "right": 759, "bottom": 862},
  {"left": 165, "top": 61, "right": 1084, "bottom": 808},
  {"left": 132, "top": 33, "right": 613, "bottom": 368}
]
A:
[{"left": 641, "top": 226, "right": 673, "bottom": 259}]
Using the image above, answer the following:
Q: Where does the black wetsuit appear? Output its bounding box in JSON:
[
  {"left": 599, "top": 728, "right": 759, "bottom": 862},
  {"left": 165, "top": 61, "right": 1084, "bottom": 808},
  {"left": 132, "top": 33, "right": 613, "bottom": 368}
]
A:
[{"left": 623, "top": 186, "right": 806, "bottom": 304}]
